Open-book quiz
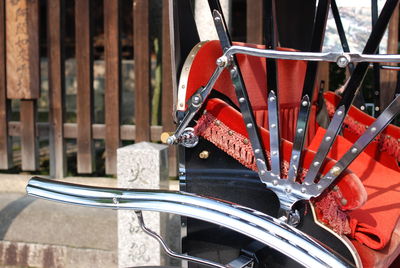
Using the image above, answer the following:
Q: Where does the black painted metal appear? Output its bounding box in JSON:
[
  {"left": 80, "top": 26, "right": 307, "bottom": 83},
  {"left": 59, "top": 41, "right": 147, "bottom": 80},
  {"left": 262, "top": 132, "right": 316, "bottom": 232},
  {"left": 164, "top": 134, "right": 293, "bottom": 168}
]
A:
[{"left": 372, "top": 0, "right": 381, "bottom": 116}]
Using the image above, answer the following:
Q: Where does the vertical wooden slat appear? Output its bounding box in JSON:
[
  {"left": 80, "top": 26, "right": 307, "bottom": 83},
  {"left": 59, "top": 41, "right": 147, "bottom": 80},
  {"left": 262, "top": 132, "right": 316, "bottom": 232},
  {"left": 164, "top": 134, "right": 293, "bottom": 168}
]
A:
[
  {"left": 246, "top": 0, "right": 264, "bottom": 44},
  {"left": 134, "top": 0, "right": 150, "bottom": 142},
  {"left": 380, "top": 3, "right": 399, "bottom": 110},
  {"left": 162, "top": 0, "right": 176, "bottom": 177},
  {"left": 0, "top": 0, "right": 12, "bottom": 169},
  {"left": 48, "top": 0, "right": 66, "bottom": 178},
  {"left": 104, "top": 0, "right": 121, "bottom": 175},
  {"left": 20, "top": 100, "right": 38, "bottom": 170},
  {"left": 75, "top": 0, "right": 94, "bottom": 173},
  {"left": 20, "top": 0, "right": 39, "bottom": 171}
]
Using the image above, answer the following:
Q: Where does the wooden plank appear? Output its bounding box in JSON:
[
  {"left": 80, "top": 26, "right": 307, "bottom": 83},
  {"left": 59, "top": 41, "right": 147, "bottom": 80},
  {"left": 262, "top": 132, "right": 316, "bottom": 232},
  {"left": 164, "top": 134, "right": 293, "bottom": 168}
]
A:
[
  {"left": 133, "top": 0, "right": 150, "bottom": 142},
  {"left": 20, "top": 100, "right": 38, "bottom": 170},
  {"left": 104, "top": 0, "right": 121, "bottom": 175},
  {"left": 0, "top": 0, "right": 12, "bottom": 169},
  {"left": 246, "top": 0, "right": 264, "bottom": 44},
  {"left": 48, "top": 0, "right": 66, "bottom": 178},
  {"left": 6, "top": 0, "right": 40, "bottom": 99},
  {"left": 380, "top": 3, "right": 399, "bottom": 110},
  {"left": 75, "top": 0, "right": 94, "bottom": 173},
  {"left": 162, "top": 0, "right": 176, "bottom": 177}
]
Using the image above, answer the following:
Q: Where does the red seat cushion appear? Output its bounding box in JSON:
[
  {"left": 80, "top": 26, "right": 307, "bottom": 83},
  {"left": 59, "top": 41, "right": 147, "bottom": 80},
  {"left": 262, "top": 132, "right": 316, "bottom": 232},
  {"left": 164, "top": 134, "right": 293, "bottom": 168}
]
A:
[{"left": 310, "top": 127, "right": 400, "bottom": 267}]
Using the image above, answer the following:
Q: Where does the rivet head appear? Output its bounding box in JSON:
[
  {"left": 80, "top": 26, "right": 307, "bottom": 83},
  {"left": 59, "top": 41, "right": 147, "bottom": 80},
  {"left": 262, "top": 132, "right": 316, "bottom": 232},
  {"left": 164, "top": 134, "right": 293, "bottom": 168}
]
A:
[
  {"left": 341, "top": 198, "right": 348, "bottom": 206},
  {"left": 243, "top": 138, "right": 249, "bottom": 145},
  {"left": 375, "top": 107, "right": 380, "bottom": 111},
  {"left": 370, "top": 127, "right": 377, "bottom": 132},
  {"left": 269, "top": 96, "right": 275, "bottom": 102},
  {"left": 325, "top": 136, "right": 332, "bottom": 142},
  {"left": 297, "top": 128, "right": 303, "bottom": 134},
  {"left": 301, "top": 187, "right": 306, "bottom": 193},
  {"left": 181, "top": 84, "right": 186, "bottom": 89},
  {"left": 247, "top": 123, "right": 253, "bottom": 128},
  {"left": 272, "top": 180, "right": 278, "bottom": 186},
  {"left": 260, "top": 170, "right": 266, "bottom": 175},
  {"left": 302, "top": 100, "right": 308, "bottom": 106},
  {"left": 360, "top": 106, "right": 365, "bottom": 111},
  {"left": 313, "top": 161, "right": 320, "bottom": 167},
  {"left": 228, "top": 130, "right": 234, "bottom": 136},
  {"left": 199, "top": 151, "right": 210, "bottom": 159},
  {"left": 285, "top": 187, "right": 291, "bottom": 193},
  {"left": 351, "top": 147, "right": 358, "bottom": 154},
  {"left": 271, "top": 124, "right": 276, "bottom": 128},
  {"left": 337, "top": 111, "right": 343, "bottom": 116},
  {"left": 214, "top": 16, "right": 221, "bottom": 21},
  {"left": 254, "top": 149, "right": 261, "bottom": 154},
  {"left": 272, "top": 151, "right": 277, "bottom": 156},
  {"left": 331, "top": 166, "right": 341, "bottom": 176},
  {"left": 239, "top": 97, "right": 245, "bottom": 103},
  {"left": 292, "top": 155, "right": 298, "bottom": 160},
  {"left": 215, "top": 120, "right": 221, "bottom": 126},
  {"left": 332, "top": 185, "right": 339, "bottom": 192}
]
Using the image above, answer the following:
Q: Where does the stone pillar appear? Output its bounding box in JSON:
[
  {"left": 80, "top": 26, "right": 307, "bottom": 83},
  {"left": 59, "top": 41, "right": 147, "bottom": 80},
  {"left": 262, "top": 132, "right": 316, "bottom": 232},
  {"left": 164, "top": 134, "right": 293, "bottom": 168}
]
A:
[
  {"left": 194, "top": 0, "right": 231, "bottom": 41},
  {"left": 117, "top": 142, "right": 170, "bottom": 267}
]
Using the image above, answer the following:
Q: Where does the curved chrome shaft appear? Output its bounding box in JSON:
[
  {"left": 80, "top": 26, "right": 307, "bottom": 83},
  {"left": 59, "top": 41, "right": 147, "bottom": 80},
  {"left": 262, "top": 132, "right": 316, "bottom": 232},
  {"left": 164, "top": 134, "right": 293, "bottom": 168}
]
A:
[
  {"left": 224, "top": 45, "right": 400, "bottom": 66},
  {"left": 26, "top": 177, "right": 352, "bottom": 268}
]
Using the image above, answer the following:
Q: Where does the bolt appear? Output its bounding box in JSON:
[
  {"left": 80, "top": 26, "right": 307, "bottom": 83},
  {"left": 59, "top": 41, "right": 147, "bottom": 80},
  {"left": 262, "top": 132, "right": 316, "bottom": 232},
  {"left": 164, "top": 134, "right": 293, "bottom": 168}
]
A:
[{"left": 336, "top": 55, "right": 349, "bottom": 68}]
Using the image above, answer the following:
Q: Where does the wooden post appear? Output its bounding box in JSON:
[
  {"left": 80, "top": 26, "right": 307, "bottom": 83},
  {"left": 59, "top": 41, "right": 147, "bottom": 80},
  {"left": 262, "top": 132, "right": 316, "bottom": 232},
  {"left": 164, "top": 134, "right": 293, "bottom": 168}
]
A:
[
  {"left": 6, "top": 0, "right": 40, "bottom": 99},
  {"left": 75, "top": 0, "right": 94, "bottom": 173},
  {"left": 134, "top": 0, "right": 150, "bottom": 142},
  {"left": 20, "top": 100, "right": 38, "bottom": 170},
  {"left": 104, "top": 0, "right": 121, "bottom": 175},
  {"left": 162, "top": 0, "right": 177, "bottom": 177},
  {"left": 0, "top": 0, "right": 12, "bottom": 169},
  {"left": 246, "top": 0, "right": 264, "bottom": 44},
  {"left": 380, "top": 3, "right": 399, "bottom": 110},
  {"left": 48, "top": 0, "right": 66, "bottom": 178}
]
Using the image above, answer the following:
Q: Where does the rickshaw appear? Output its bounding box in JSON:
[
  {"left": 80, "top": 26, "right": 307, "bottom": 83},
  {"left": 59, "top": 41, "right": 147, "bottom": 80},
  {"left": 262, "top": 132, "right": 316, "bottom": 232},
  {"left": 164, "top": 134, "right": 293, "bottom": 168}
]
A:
[{"left": 26, "top": 0, "right": 400, "bottom": 267}]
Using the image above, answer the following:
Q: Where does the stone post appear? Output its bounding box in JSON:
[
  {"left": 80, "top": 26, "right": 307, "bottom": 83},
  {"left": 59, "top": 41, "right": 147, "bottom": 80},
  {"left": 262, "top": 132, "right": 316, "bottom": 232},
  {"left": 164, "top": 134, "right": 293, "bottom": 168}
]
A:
[{"left": 117, "top": 142, "right": 171, "bottom": 267}]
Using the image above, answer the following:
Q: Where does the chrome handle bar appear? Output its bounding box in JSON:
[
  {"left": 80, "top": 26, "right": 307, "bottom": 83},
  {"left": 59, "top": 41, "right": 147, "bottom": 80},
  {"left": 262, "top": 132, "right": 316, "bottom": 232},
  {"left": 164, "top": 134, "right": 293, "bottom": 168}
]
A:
[{"left": 26, "top": 177, "right": 351, "bottom": 268}]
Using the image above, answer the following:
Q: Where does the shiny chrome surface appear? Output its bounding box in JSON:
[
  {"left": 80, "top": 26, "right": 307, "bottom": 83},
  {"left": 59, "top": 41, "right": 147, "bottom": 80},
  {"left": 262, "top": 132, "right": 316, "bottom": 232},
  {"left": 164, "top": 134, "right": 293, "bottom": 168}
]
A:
[
  {"left": 268, "top": 91, "right": 281, "bottom": 178},
  {"left": 223, "top": 45, "right": 400, "bottom": 66},
  {"left": 320, "top": 94, "right": 400, "bottom": 184},
  {"left": 26, "top": 177, "right": 352, "bottom": 268}
]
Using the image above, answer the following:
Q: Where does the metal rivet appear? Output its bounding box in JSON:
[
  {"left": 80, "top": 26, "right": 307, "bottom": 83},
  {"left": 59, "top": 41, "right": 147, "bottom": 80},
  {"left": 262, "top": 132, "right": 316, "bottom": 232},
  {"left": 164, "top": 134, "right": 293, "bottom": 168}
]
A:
[
  {"left": 243, "top": 139, "right": 249, "bottom": 144},
  {"left": 214, "top": 16, "right": 221, "bottom": 21},
  {"left": 313, "top": 161, "right": 320, "bottom": 167},
  {"left": 285, "top": 187, "right": 291, "bottom": 193},
  {"left": 272, "top": 180, "right": 278, "bottom": 186},
  {"left": 179, "top": 103, "right": 184, "bottom": 108},
  {"left": 360, "top": 106, "right": 365, "bottom": 111},
  {"left": 260, "top": 170, "right": 266, "bottom": 175},
  {"left": 269, "top": 96, "right": 275, "bottom": 102},
  {"left": 271, "top": 124, "right": 276, "bottom": 128},
  {"left": 230, "top": 67, "right": 237, "bottom": 75},
  {"left": 332, "top": 185, "right": 339, "bottom": 192},
  {"left": 297, "top": 128, "right": 303, "bottom": 133},
  {"left": 239, "top": 97, "right": 245, "bottom": 103},
  {"left": 181, "top": 84, "right": 185, "bottom": 89},
  {"left": 272, "top": 151, "right": 277, "bottom": 156},
  {"left": 370, "top": 127, "right": 377, "bottom": 133},
  {"left": 325, "top": 136, "right": 332, "bottom": 142},
  {"left": 337, "top": 111, "right": 343, "bottom": 116},
  {"left": 331, "top": 166, "right": 341, "bottom": 176},
  {"left": 247, "top": 123, "right": 253, "bottom": 129},
  {"left": 351, "top": 147, "right": 358, "bottom": 154},
  {"left": 341, "top": 198, "right": 348, "bottom": 206},
  {"left": 215, "top": 120, "right": 221, "bottom": 126},
  {"left": 317, "top": 185, "right": 322, "bottom": 190},
  {"left": 199, "top": 151, "right": 209, "bottom": 159},
  {"left": 375, "top": 106, "right": 380, "bottom": 111},
  {"left": 302, "top": 100, "right": 308, "bottom": 106},
  {"left": 185, "top": 67, "right": 189, "bottom": 71},
  {"left": 375, "top": 91, "right": 379, "bottom": 95},
  {"left": 254, "top": 149, "right": 261, "bottom": 154},
  {"left": 292, "top": 155, "right": 298, "bottom": 160},
  {"left": 301, "top": 188, "right": 306, "bottom": 193},
  {"left": 191, "top": 54, "right": 195, "bottom": 58},
  {"left": 228, "top": 130, "right": 234, "bottom": 136},
  {"left": 113, "top": 197, "right": 118, "bottom": 204}
]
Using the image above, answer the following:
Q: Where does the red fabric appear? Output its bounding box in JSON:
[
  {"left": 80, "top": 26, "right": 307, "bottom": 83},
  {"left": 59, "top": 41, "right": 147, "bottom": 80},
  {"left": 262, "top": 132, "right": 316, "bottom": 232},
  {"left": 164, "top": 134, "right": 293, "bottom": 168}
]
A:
[
  {"left": 203, "top": 98, "right": 367, "bottom": 212},
  {"left": 182, "top": 40, "right": 319, "bottom": 142},
  {"left": 309, "top": 127, "right": 400, "bottom": 252},
  {"left": 324, "top": 91, "right": 400, "bottom": 172}
]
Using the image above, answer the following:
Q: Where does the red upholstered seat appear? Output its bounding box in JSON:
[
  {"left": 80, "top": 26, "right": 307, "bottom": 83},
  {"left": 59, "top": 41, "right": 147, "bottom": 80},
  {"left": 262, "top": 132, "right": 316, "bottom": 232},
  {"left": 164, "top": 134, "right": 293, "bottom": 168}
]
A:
[{"left": 181, "top": 40, "right": 400, "bottom": 267}]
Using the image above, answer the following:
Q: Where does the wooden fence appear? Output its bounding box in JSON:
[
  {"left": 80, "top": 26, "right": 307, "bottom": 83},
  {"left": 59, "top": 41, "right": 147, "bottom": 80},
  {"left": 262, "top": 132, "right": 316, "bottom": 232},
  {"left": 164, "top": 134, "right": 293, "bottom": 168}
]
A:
[{"left": 0, "top": 0, "right": 398, "bottom": 178}]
